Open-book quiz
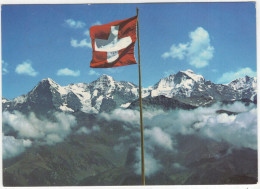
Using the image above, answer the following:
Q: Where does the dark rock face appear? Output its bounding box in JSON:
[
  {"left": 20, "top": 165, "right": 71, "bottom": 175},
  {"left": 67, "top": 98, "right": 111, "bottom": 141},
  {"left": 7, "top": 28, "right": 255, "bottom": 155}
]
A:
[
  {"left": 66, "top": 92, "right": 82, "bottom": 111},
  {"left": 128, "top": 95, "right": 197, "bottom": 110}
]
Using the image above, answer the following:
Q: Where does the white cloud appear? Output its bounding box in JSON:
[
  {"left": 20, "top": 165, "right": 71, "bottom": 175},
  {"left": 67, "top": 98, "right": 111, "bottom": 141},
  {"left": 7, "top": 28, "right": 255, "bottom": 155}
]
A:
[
  {"left": 134, "top": 147, "right": 162, "bottom": 177},
  {"left": 76, "top": 127, "right": 92, "bottom": 135},
  {"left": 71, "top": 38, "right": 92, "bottom": 48},
  {"left": 150, "top": 102, "right": 257, "bottom": 150},
  {"left": 217, "top": 67, "right": 257, "bottom": 84},
  {"left": 57, "top": 68, "right": 80, "bottom": 77},
  {"left": 225, "top": 101, "right": 255, "bottom": 112},
  {"left": 2, "top": 111, "right": 77, "bottom": 147},
  {"left": 162, "top": 43, "right": 188, "bottom": 60},
  {"left": 101, "top": 109, "right": 164, "bottom": 126},
  {"left": 65, "top": 19, "right": 86, "bottom": 29},
  {"left": 145, "top": 127, "right": 173, "bottom": 150},
  {"left": 2, "top": 60, "right": 9, "bottom": 75},
  {"left": 88, "top": 70, "right": 100, "bottom": 76},
  {"left": 188, "top": 27, "right": 214, "bottom": 68},
  {"left": 198, "top": 108, "right": 257, "bottom": 150},
  {"left": 2, "top": 135, "right": 32, "bottom": 159},
  {"left": 101, "top": 109, "right": 140, "bottom": 125},
  {"left": 162, "top": 27, "right": 214, "bottom": 68},
  {"left": 15, "top": 60, "right": 38, "bottom": 76},
  {"left": 76, "top": 125, "right": 100, "bottom": 135}
]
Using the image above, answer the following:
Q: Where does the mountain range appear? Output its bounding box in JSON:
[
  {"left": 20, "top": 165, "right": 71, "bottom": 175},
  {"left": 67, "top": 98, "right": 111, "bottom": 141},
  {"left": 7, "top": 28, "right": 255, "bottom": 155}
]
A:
[{"left": 2, "top": 69, "right": 257, "bottom": 114}]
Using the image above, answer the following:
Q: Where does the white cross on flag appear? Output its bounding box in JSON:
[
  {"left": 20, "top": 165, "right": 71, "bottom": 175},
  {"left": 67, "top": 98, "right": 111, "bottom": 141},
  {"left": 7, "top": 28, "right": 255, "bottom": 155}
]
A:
[{"left": 90, "top": 16, "right": 137, "bottom": 68}]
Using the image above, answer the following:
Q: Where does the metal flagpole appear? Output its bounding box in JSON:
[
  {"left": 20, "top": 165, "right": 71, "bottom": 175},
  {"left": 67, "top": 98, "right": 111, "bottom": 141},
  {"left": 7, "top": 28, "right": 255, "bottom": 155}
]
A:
[{"left": 136, "top": 7, "right": 145, "bottom": 185}]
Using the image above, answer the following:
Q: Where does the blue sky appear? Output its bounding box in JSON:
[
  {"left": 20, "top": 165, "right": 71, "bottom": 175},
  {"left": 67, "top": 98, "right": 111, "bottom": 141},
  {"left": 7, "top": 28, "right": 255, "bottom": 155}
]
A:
[{"left": 2, "top": 2, "right": 256, "bottom": 99}]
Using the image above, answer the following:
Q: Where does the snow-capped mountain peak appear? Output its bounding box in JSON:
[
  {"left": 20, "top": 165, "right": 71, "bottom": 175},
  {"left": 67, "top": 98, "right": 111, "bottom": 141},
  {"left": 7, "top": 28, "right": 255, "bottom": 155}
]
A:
[
  {"left": 96, "top": 74, "right": 114, "bottom": 82},
  {"left": 227, "top": 75, "right": 257, "bottom": 101},
  {"left": 228, "top": 75, "right": 257, "bottom": 90},
  {"left": 180, "top": 69, "right": 204, "bottom": 83},
  {"left": 39, "top": 78, "right": 59, "bottom": 87},
  {"left": 90, "top": 74, "right": 116, "bottom": 90},
  {"left": 36, "top": 78, "right": 69, "bottom": 96},
  {"left": 151, "top": 70, "right": 205, "bottom": 98},
  {"left": 41, "top": 77, "right": 56, "bottom": 83}
]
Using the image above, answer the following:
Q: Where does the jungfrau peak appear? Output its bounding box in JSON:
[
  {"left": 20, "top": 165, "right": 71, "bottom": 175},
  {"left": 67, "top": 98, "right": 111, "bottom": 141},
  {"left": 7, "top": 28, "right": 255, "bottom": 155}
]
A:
[{"left": 151, "top": 69, "right": 205, "bottom": 98}]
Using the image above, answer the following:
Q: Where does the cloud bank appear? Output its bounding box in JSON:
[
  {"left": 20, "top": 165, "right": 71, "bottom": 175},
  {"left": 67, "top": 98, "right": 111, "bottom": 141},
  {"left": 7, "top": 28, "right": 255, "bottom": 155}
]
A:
[
  {"left": 162, "top": 27, "right": 214, "bottom": 68},
  {"left": 3, "top": 101, "right": 256, "bottom": 176},
  {"left": 2, "top": 111, "right": 77, "bottom": 159},
  {"left": 102, "top": 101, "right": 257, "bottom": 176},
  {"left": 2, "top": 135, "right": 32, "bottom": 159}
]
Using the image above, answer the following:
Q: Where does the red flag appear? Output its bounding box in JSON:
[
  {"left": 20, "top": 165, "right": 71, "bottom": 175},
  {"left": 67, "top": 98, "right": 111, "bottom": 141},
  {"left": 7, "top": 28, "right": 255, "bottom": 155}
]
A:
[{"left": 90, "top": 16, "right": 137, "bottom": 68}]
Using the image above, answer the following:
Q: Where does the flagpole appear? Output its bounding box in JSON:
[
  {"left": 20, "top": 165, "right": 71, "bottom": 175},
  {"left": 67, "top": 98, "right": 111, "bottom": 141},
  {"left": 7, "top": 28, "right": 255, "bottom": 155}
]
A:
[{"left": 136, "top": 7, "right": 145, "bottom": 185}]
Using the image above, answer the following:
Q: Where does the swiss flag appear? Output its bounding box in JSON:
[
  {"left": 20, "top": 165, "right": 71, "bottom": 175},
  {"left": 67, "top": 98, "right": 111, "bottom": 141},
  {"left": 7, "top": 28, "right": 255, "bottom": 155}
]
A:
[{"left": 90, "top": 16, "right": 137, "bottom": 68}]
